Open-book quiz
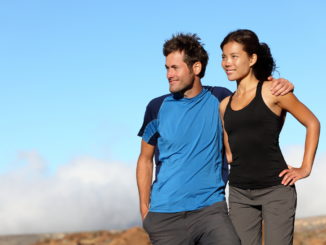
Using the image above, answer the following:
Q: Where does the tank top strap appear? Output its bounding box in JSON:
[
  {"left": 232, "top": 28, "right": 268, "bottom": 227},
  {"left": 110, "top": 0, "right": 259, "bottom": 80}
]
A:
[{"left": 256, "top": 81, "right": 264, "bottom": 96}]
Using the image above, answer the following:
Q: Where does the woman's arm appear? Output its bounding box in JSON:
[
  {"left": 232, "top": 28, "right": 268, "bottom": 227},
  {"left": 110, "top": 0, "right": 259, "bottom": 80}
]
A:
[
  {"left": 219, "top": 96, "right": 233, "bottom": 163},
  {"left": 276, "top": 93, "right": 320, "bottom": 185}
]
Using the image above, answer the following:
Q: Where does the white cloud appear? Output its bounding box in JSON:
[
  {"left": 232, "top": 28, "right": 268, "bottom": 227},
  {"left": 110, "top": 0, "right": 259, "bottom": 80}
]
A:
[
  {"left": 0, "top": 153, "right": 140, "bottom": 235},
  {"left": 0, "top": 147, "right": 324, "bottom": 235},
  {"left": 282, "top": 145, "right": 326, "bottom": 218}
]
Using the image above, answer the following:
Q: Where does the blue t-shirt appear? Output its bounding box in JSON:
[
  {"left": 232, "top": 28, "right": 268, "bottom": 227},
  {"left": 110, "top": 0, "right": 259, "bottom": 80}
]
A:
[{"left": 138, "top": 86, "right": 231, "bottom": 212}]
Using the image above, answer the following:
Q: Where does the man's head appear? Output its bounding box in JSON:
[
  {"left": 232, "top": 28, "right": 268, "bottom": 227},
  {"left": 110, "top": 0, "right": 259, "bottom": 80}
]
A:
[
  {"left": 163, "top": 33, "right": 208, "bottom": 94},
  {"left": 163, "top": 33, "right": 208, "bottom": 78}
]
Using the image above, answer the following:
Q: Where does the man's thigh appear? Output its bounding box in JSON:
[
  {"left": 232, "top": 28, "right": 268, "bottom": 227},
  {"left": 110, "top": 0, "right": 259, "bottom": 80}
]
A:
[
  {"left": 262, "top": 185, "right": 297, "bottom": 245},
  {"left": 191, "top": 201, "right": 241, "bottom": 245},
  {"left": 143, "top": 212, "right": 192, "bottom": 245}
]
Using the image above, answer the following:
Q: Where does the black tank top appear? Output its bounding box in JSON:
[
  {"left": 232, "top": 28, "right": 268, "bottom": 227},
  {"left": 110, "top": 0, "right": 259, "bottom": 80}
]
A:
[{"left": 224, "top": 81, "right": 288, "bottom": 189}]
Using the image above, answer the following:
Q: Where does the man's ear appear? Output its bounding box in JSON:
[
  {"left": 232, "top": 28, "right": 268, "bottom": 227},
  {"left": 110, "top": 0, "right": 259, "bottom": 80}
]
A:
[
  {"left": 249, "top": 53, "right": 257, "bottom": 67},
  {"left": 193, "top": 62, "right": 202, "bottom": 75}
]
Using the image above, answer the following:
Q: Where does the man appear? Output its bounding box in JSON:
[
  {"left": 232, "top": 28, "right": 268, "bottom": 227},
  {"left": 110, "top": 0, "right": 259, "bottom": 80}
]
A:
[{"left": 136, "top": 33, "right": 293, "bottom": 245}]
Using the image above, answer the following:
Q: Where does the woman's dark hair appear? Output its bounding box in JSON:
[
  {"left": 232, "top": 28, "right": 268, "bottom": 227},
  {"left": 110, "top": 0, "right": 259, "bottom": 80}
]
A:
[
  {"left": 220, "top": 29, "right": 275, "bottom": 81},
  {"left": 163, "top": 33, "right": 208, "bottom": 78}
]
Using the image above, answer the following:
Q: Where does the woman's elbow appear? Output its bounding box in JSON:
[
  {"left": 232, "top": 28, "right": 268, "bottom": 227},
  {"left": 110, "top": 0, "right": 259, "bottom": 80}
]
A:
[{"left": 308, "top": 117, "right": 321, "bottom": 135}]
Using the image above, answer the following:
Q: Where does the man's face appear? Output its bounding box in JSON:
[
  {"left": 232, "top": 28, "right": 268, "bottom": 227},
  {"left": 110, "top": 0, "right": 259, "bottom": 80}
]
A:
[{"left": 165, "top": 51, "right": 195, "bottom": 94}]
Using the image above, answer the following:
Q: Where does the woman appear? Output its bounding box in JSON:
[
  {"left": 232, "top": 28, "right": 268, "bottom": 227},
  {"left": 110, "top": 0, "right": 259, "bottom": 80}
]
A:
[{"left": 219, "top": 29, "right": 320, "bottom": 245}]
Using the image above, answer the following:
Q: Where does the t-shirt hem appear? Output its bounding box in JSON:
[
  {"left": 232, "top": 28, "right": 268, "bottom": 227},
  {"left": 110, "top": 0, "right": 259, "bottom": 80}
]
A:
[{"left": 149, "top": 197, "right": 225, "bottom": 213}]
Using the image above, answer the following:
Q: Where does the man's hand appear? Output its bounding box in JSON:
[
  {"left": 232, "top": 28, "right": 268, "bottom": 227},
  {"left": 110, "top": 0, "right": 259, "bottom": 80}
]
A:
[
  {"left": 267, "top": 76, "right": 294, "bottom": 96},
  {"left": 279, "top": 165, "right": 311, "bottom": 186},
  {"left": 141, "top": 206, "right": 149, "bottom": 221}
]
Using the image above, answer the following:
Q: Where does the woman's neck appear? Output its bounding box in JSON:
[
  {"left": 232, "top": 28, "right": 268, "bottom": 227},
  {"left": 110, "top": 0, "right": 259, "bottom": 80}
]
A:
[{"left": 236, "top": 74, "right": 259, "bottom": 95}]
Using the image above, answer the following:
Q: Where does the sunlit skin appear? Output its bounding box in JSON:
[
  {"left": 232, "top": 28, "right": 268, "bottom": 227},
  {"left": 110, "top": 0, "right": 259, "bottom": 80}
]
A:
[
  {"left": 219, "top": 41, "right": 320, "bottom": 186},
  {"left": 136, "top": 140, "right": 155, "bottom": 220},
  {"left": 165, "top": 51, "right": 202, "bottom": 98},
  {"left": 221, "top": 41, "right": 257, "bottom": 83}
]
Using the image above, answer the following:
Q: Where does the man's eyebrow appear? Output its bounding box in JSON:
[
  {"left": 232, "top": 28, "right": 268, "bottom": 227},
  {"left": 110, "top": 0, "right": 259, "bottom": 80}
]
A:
[{"left": 165, "top": 64, "right": 178, "bottom": 68}]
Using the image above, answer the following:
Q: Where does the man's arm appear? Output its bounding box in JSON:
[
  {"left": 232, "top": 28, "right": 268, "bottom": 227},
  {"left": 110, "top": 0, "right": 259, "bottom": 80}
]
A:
[
  {"left": 136, "top": 139, "right": 155, "bottom": 220},
  {"left": 268, "top": 77, "right": 294, "bottom": 96}
]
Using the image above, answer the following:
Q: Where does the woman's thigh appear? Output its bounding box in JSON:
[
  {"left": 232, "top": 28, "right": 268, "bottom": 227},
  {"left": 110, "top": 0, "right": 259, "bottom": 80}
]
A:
[
  {"left": 262, "top": 185, "right": 297, "bottom": 245},
  {"left": 229, "top": 186, "right": 263, "bottom": 245}
]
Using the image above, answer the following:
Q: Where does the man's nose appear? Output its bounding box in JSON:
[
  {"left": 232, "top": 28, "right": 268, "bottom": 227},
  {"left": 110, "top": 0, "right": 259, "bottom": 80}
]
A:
[{"left": 167, "top": 69, "right": 174, "bottom": 79}]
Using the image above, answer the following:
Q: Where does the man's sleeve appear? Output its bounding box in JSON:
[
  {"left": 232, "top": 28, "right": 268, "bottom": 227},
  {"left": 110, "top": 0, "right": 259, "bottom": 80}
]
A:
[
  {"left": 138, "top": 95, "right": 167, "bottom": 146},
  {"left": 212, "top": 86, "right": 232, "bottom": 102}
]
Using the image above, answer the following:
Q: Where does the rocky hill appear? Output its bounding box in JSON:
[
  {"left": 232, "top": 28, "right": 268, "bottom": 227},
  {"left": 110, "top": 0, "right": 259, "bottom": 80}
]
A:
[
  {"left": 0, "top": 216, "right": 325, "bottom": 245},
  {"left": 293, "top": 216, "right": 326, "bottom": 245}
]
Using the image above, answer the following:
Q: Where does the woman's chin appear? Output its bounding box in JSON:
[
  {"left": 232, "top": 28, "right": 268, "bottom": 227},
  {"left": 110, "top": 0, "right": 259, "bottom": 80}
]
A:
[{"left": 226, "top": 76, "right": 236, "bottom": 81}]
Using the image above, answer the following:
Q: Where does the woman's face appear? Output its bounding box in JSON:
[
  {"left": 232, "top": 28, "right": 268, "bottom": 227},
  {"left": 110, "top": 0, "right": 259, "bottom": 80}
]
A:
[{"left": 221, "top": 41, "right": 256, "bottom": 81}]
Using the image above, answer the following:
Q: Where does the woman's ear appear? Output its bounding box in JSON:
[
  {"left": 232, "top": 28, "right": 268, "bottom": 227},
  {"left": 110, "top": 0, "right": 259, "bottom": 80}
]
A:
[
  {"left": 193, "top": 61, "right": 202, "bottom": 75},
  {"left": 249, "top": 53, "right": 258, "bottom": 67}
]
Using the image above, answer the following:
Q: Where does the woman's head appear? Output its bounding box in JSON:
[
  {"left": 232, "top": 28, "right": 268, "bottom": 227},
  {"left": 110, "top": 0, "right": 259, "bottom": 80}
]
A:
[{"left": 220, "top": 29, "right": 275, "bottom": 82}]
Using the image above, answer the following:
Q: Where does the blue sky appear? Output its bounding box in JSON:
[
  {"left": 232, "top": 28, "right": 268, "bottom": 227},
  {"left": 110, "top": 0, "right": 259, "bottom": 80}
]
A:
[{"left": 0, "top": 0, "right": 325, "bottom": 235}]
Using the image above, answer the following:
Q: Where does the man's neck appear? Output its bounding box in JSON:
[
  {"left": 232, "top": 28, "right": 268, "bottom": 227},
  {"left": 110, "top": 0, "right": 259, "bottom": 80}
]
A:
[{"left": 183, "top": 79, "right": 203, "bottom": 98}]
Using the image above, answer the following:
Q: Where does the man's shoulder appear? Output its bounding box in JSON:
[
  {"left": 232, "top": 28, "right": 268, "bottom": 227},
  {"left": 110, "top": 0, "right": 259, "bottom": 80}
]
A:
[
  {"left": 204, "top": 85, "right": 232, "bottom": 93},
  {"left": 147, "top": 93, "right": 171, "bottom": 106},
  {"left": 145, "top": 93, "right": 172, "bottom": 114},
  {"left": 204, "top": 85, "right": 232, "bottom": 102}
]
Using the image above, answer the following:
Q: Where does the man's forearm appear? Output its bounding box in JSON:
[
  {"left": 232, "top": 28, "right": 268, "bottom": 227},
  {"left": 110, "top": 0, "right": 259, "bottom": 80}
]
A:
[{"left": 136, "top": 155, "right": 153, "bottom": 218}]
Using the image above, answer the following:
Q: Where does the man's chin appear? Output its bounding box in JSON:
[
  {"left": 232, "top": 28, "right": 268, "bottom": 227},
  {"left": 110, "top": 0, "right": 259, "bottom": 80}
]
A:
[
  {"left": 169, "top": 86, "right": 180, "bottom": 93},
  {"left": 169, "top": 85, "right": 190, "bottom": 95}
]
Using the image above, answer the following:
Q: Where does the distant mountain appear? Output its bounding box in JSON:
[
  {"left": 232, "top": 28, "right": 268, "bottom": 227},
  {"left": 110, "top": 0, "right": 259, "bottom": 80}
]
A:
[
  {"left": 293, "top": 216, "right": 326, "bottom": 245},
  {"left": 1, "top": 216, "right": 325, "bottom": 245},
  {"left": 0, "top": 227, "right": 150, "bottom": 245}
]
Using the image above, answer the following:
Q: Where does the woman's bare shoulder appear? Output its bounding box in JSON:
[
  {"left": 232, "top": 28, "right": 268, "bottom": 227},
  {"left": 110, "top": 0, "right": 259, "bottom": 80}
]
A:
[
  {"left": 262, "top": 81, "right": 278, "bottom": 100},
  {"left": 219, "top": 95, "right": 231, "bottom": 114}
]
